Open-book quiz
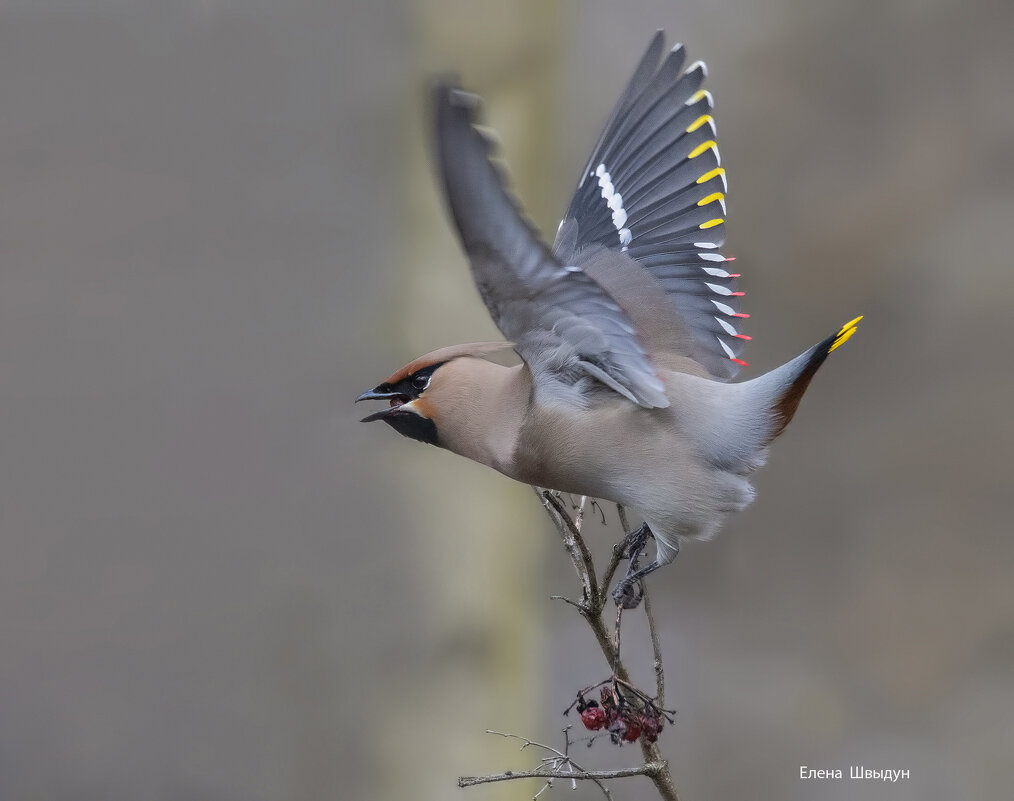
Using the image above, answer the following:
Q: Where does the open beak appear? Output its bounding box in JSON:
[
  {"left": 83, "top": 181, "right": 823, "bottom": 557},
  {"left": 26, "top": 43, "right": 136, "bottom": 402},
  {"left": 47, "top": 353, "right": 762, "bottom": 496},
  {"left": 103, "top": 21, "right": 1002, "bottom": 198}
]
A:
[
  {"left": 356, "top": 388, "right": 410, "bottom": 422},
  {"left": 355, "top": 389, "right": 402, "bottom": 403}
]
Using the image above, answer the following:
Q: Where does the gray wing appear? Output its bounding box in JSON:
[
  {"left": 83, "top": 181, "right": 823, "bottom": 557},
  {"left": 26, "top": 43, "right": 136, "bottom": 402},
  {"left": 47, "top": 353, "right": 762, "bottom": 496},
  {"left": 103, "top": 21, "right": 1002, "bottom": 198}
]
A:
[
  {"left": 553, "top": 31, "right": 749, "bottom": 379},
  {"left": 434, "top": 84, "right": 668, "bottom": 409}
]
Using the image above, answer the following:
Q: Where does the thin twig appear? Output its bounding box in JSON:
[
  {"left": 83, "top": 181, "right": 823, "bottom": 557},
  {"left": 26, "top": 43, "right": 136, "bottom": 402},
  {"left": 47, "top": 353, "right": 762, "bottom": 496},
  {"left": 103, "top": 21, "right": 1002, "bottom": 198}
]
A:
[
  {"left": 486, "top": 729, "right": 568, "bottom": 760},
  {"left": 481, "top": 730, "right": 616, "bottom": 799},
  {"left": 535, "top": 489, "right": 588, "bottom": 600},
  {"left": 549, "top": 594, "right": 584, "bottom": 611},
  {"left": 535, "top": 489, "right": 599, "bottom": 604},
  {"left": 600, "top": 505, "right": 632, "bottom": 607},
  {"left": 600, "top": 544, "right": 625, "bottom": 609},
  {"left": 613, "top": 604, "right": 624, "bottom": 661},
  {"left": 549, "top": 492, "right": 598, "bottom": 599},
  {"left": 616, "top": 505, "right": 630, "bottom": 532},
  {"left": 462, "top": 492, "right": 681, "bottom": 801},
  {"left": 458, "top": 763, "right": 663, "bottom": 788},
  {"left": 642, "top": 584, "right": 665, "bottom": 708}
]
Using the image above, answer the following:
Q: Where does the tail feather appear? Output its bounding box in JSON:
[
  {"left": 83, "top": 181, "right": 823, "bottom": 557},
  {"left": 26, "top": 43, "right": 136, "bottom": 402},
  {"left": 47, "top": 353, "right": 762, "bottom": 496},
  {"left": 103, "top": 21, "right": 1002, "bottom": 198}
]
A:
[
  {"left": 769, "top": 316, "right": 863, "bottom": 440},
  {"left": 829, "top": 315, "right": 863, "bottom": 353},
  {"left": 675, "top": 316, "right": 862, "bottom": 475}
]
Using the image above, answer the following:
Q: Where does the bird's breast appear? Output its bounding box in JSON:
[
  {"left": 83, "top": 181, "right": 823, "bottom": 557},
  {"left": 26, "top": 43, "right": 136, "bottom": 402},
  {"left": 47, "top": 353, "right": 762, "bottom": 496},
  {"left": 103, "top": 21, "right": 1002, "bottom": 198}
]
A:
[{"left": 512, "top": 402, "right": 684, "bottom": 497}]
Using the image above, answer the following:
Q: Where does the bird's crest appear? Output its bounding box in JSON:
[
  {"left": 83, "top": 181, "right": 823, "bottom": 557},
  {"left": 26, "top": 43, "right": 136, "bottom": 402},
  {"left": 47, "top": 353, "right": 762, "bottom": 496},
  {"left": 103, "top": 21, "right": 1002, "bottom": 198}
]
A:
[{"left": 381, "top": 341, "right": 515, "bottom": 385}]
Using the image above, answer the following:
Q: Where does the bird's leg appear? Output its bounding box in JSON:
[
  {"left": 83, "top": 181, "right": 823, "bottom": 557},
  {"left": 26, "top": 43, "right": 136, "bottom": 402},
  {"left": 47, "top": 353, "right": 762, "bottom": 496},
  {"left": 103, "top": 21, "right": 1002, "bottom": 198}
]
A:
[
  {"left": 618, "top": 522, "right": 651, "bottom": 562},
  {"left": 611, "top": 527, "right": 678, "bottom": 609},
  {"left": 612, "top": 561, "right": 656, "bottom": 609},
  {"left": 608, "top": 522, "right": 650, "bottom": 609}
]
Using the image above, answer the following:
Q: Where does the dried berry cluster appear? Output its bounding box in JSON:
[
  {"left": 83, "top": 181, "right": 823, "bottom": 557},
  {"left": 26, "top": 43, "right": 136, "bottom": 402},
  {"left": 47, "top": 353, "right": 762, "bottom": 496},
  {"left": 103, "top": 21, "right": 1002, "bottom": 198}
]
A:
[{"left": 572, "top": 682, "right": 668, "bottom": 745}]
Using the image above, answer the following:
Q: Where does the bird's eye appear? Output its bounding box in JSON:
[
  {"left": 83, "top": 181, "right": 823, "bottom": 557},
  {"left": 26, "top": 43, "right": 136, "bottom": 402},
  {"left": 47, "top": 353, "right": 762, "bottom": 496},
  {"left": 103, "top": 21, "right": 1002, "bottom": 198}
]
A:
[{"left": 412, "top": 373, "right": 430, "bottom": 391}]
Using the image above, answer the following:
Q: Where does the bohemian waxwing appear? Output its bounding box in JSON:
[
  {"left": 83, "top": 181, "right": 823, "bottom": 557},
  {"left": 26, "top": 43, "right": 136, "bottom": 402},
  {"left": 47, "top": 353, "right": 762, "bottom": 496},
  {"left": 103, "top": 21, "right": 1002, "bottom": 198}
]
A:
[{"left": 358, "top": 31, "right": 861, "bottom": 605}]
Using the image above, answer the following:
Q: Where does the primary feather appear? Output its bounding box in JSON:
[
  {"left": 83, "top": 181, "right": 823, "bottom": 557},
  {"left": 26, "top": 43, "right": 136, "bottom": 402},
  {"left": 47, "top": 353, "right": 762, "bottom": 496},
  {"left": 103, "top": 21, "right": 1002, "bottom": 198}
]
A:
[
  {"left": 554, "top": 31, "right": 748, "bottom": 379},
  {"left": 435, "top": 85, "right": 670, "bottom": 409}
]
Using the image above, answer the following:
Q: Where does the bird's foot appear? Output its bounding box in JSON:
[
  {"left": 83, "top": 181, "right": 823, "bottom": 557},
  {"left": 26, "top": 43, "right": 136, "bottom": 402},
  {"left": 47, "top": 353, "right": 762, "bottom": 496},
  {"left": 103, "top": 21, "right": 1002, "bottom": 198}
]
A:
[
  {"left": 611, "top": 523, "right": 658, "bottom": 609},
  {"left": 611, "top": 575, "right": 644, "bottom": 609},
  {"left": 617, "top": 522, "right": 651, "bottom": 563}
]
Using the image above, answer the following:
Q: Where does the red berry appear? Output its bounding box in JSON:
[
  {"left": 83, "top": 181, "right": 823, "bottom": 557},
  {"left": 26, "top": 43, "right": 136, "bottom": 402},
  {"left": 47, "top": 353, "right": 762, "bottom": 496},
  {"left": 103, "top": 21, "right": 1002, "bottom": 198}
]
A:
[
  {"left": 639, "top": 714, "right": 661, "bottom": 743},
  {"left": 622, "top": 717, "right": 642, "bottom": 742},
  {"left": 581, "top": 706, "right": 607, "bottom": 731}
]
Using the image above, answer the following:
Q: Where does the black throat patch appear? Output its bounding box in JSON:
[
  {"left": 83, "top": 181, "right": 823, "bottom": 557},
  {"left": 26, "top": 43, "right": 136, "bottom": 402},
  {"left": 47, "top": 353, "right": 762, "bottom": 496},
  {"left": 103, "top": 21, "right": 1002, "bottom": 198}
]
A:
[{"left": 384, "top": 410, "right": 438, "bottom": 446}]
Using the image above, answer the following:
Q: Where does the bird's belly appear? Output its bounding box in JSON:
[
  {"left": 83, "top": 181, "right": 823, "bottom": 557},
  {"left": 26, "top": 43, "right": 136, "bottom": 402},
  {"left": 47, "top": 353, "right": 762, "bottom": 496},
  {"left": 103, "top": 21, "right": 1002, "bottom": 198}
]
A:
[{"left": 514, "top": 410, "right": 755, "bottom": 542}]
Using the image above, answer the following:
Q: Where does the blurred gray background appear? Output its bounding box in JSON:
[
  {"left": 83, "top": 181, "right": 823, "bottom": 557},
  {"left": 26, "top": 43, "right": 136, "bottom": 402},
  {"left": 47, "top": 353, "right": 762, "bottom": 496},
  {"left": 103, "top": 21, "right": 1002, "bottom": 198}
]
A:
[{"left": 2, "top": 1, "right": 1012, "bottom": 799}]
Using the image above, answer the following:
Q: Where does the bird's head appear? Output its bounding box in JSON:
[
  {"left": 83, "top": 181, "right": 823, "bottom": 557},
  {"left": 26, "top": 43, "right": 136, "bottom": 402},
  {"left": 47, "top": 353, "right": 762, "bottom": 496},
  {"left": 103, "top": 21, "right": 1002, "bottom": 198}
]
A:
[{"left": 357, "top": 341, "right": 514, "bottom": 446}]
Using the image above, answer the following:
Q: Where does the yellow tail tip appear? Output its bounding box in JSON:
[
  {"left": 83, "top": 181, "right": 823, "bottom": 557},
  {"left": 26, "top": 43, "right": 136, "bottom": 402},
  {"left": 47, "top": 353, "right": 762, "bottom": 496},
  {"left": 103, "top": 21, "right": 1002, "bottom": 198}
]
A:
[{"left": 829, "top": 315, "right": 863, "bottom": 352}]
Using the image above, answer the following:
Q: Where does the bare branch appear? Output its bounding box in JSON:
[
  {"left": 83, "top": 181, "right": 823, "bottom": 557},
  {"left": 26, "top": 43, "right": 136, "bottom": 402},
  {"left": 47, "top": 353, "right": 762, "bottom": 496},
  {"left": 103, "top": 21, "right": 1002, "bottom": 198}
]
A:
[
  {"left": 599, "top": 505, "right": 631, "bottom": 607},
  {"left": 600, "top": 543, "right": 625, "bottom": 609},
  {"left": 616, "top": 504, "right": 631, "bottom": 533},
  {"left": 461, "top": 490, "right": 682, "bottom": 801},
  {"left": 534, "top": 488, "right": 599, "bottom": 605},
  {"left": 478, "top": 730, "right": 619, "bottom": 799},
  {"left": 549, "top": 594, "right": 584, "bottom": 611},
  {"left": 548, "top": 492, "right": 599, "bottom": 601},
  {"left": 642, "top": 585, "right": 665, "bottom": 708},
  {"left": 613, "top": 604, "right": 623, "bottom": 661},
  {"left": 486, "top": 729, "right": 568, "bottom": 760},
  {"left": 458, "top": 763, "right": 663, "bottom": 789},
  {"left": 574, "top": 495, "right": 586, "bottom": 534}
]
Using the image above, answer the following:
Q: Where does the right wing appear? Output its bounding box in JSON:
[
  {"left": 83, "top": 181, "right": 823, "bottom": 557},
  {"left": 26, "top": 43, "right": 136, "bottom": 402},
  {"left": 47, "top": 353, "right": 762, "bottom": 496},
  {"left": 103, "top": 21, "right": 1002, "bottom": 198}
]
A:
[{"left": 554, "top": 31, "right": 750, "bottom": 379}]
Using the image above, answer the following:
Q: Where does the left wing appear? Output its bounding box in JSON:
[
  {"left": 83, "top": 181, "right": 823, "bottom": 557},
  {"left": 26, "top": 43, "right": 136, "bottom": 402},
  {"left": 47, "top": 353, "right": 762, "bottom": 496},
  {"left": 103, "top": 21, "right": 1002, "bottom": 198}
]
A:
[{"left": 434, "top": 84, "right": 669, "bottom": 408}]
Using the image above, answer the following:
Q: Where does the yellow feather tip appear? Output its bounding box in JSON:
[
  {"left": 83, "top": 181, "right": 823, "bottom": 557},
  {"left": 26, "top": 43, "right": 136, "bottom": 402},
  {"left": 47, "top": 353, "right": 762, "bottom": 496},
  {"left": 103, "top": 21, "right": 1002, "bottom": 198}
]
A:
[
  {"left": 829, "top": 315, "right": 863, "bottom": 352},
  {"left": 688, "top": 140, "right": 717, "bottom": 159},
  {"left": 686, "top": 114, "right": 713, "bottom": 133},
  {"left": 696, "top": 166, "right": 726, "bottom": 185}
]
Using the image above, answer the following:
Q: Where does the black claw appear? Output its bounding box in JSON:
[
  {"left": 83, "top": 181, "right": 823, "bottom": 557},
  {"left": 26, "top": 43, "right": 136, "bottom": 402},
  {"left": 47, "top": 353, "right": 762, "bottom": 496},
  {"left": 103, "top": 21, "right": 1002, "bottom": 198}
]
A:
[
  {"left": 612, "top": 578, "right": 644, "bottom": 609},
  {"left": 610, "top": 522, "right": 657, "bottom": 607},
  {"left": 620, "top": 522, "right": 652, "bottom": 561}
]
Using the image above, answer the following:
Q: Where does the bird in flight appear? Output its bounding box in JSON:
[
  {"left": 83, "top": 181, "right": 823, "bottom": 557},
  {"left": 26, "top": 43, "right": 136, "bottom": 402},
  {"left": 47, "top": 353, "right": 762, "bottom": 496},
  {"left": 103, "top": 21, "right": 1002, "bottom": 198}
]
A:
[{"left": 358, "top": 31, "right": 861, "bottom": 605}]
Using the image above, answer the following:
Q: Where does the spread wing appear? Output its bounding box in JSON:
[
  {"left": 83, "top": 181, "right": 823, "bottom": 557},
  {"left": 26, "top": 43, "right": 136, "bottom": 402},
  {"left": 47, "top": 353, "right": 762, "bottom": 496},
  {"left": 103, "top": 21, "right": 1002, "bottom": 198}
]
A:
[
  {"left": 553, "top": 31, "right": 749, "bottom": 379},
  {"left": 434, "top": 84, "right": 669, "bottom": 408}
]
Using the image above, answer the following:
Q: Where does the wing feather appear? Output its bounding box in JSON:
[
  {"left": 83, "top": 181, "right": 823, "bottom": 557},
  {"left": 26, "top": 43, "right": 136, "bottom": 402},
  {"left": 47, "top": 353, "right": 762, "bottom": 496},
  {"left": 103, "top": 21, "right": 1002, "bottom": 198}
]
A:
[
  {"left": 554, "top": 34, "right": 748, "bottom": 379},
  {"left": 434, "top": 85, "right": 669, "bottom": 408}
]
